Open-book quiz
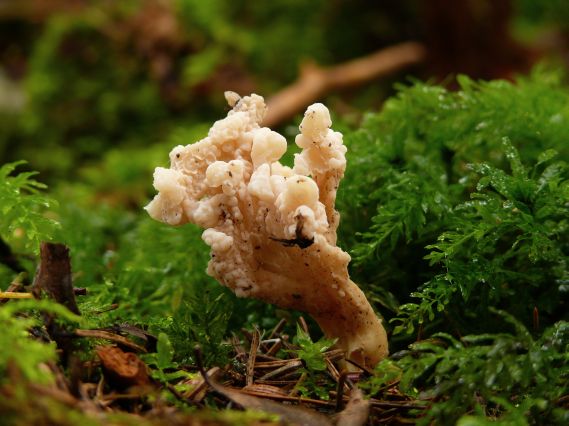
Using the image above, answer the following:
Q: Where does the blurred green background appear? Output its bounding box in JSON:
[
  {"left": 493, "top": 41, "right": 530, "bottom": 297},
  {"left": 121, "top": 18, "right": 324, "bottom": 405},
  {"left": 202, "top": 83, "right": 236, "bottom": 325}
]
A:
[
  {"left": 1, "top": 0, "right": 568, "bottom": 187},
  {"left": 1, "top": 0, "right": 568, "bottom": 338}
]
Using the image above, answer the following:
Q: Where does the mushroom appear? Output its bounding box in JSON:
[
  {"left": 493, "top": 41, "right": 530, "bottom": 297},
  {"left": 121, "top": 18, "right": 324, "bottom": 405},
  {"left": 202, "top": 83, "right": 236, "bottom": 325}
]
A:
[{"left": 146, "top": 92, "right": 388, "bottom": 368}]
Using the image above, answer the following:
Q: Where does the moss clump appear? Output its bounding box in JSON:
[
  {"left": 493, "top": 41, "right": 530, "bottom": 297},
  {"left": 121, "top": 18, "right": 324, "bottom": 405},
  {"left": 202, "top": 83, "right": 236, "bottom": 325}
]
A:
[{"left": 339, "top": 70, "right": 568, "bottom": 335}]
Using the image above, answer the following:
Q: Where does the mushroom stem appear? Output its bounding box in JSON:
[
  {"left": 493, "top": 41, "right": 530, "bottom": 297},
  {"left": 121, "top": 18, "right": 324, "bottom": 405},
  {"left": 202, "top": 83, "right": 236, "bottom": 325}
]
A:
[
  {"left": 314, "top": 281, "right": 388, "bottom": 368},
  {"left": 246, "top": 235, "right": 388, "bottom": 368}
]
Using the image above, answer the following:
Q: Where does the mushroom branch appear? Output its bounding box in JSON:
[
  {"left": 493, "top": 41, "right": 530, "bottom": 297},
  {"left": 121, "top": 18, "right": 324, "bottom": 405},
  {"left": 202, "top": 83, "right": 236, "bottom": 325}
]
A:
[{"left": 146, "top": 93, "right": 388, "bottom": 367}]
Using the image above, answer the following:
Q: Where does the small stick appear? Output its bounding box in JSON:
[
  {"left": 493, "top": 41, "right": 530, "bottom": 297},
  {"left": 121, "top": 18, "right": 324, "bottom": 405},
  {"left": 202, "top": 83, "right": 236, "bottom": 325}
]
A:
[
  {"left": 183, "top": 366, "right": 221, "bottom": 402},
  {"left": 264, "top": 42, "right": 427, "bottom": 127},
  {"left": 0, "top": 277, "right": 27, "bottom": 305},
  {"left": 369, "top": 399, "right": 426, "bottom": 409},
  {"left": 267, "top": 318, "right": 287, "bottom": 340},
  {"left": 335, "top": 371, "right": 354, "bottom": 412},
  {"left": 96, "top": 375, "right": 105, "bottom": 401},
  {"left": 326, "top": 357, "right": 341, "bottom": 383},
  {"left": 325, "top": 349, "right": 345, "bottom": 362},
  {"left": 298, "top": 317, "right": 310, "bottom": 335},
  {"left": 255, "top": 358, "right": 302, "bottom": 369},
  {"left": 289, "top": 371, "right": 307, "bottom": 397},
  {"left": 254, "top": 353, "right": 281, "bottom": 362},
  {"left": 246, "top": 327, "right": 260, "bottom": 386},
  {"left": 266, "top": 338, "right": 282, "bottom": 357},
  {"left": 344, "top": 358, "right": 374, "bottom": 376},
  {"left": 0, "top": 292, "right": 33, "bottom": 299},
  {"left": 194, "top": 345, "right": 211, "bottom": 385},
  {"left": 258, "top": 359, "right": 303, "bottom": 381},
  {"left": 231, "top": 333, "right": 247, "bottom": 362},
  {"left": 533, "top": 306, "right": 539, "bottom": 331},
  {"left": 74, "top": 329, "right": 147, "bottom": 353},
  {"left": 167, "top": 383, "right": 190, "bottom": 405},
  {"left": 255, "top": 379, "right": 299, "bottom": 386},
  {"left": 73, "top": 287, "right": 87, "bottom": 296}
]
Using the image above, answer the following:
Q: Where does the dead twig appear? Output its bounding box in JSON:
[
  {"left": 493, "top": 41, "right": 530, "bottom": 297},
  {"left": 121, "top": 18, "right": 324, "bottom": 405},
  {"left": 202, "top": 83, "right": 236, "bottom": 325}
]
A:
[
  {"left": 265, "top": 338, "right": 283, "bottom": 357},
  {"left": 246, "top": 327, "right": 260, "bottom": 386},
  {"left": 267, "top": 318, "right": 287, "bottom": 341},
  {"left": 335, "top": 371, "right": 355, "bottom": 412},
  {"left": 75, "top": 329, "right": 147, "bottom": 353},
  {"left": 263, "top": 41, "right": 427, "bottom": 127},
  {"left": 258, "top": 359, "right": 303, "bottom": 381},
  {"left": 231, "top": 333, "right": 247, "bottom": 361},
  {"left": 298, "top": 316, "right": 310, "bottom": 335},
  {"left": 182, "top": 366, "right": 221, "bottom": 402},
  {"left": 325, "top": 357, "right": 342, "bottom": 383},
  {"left": 0, "top": 275, "right": 30, "bottom": 305},
  {"left": 0, "top": 291, "right": 33, "bottom": 299},
  {"left": 73, "top": 287, "right": 87, "bottom": 296},
  {"left": 1, "top": 276, "right": 24, "bottom": 292},
  {"left": 255, "top": 358, "right": 302, "bottom": 369}
]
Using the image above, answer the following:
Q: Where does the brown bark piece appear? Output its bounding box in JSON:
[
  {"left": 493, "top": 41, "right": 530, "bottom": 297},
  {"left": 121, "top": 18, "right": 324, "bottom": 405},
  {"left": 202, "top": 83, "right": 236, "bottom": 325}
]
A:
[
  {"left": 31, "top": 242, "right": 80, "bottom": 361},
  {"left": 96, "top": 346, "right": 150, "bottom": 389},
  {"left": 33, "top": 242, "right": 80, "bottom": 315}
]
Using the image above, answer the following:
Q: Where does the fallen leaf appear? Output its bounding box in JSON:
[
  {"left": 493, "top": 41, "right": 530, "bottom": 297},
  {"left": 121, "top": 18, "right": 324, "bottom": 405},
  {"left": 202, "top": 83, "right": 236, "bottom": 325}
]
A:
[{"left": 96, "top": 346, "right": 150, "bottom": 389}]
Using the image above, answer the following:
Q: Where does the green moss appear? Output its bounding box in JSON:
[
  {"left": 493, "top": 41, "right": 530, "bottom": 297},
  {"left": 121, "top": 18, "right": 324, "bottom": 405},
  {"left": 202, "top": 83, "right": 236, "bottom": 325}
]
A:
[
  {"left": 364, "top": 312, "right": 569, "bottom": 425},
  {"left": 0, "top": 299, "right": 81, "bottom": 385},
  {"left": 0, "top": 161, "right": 59, "bottom": 255},
  {"left": 338, "top": 71, "right": 569, "bottom": 336}
]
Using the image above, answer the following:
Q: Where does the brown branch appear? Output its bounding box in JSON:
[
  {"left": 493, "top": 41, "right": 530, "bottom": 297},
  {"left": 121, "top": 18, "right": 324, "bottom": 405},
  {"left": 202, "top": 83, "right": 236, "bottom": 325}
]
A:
[{"left": 263, "top": 41, "right": 427, "bottom": 127}]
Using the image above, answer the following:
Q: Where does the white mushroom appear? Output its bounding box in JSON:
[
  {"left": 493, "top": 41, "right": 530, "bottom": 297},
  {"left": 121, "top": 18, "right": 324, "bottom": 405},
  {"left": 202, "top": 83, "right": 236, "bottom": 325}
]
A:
[{"left": 146, "top": 93, "right": 388, "bottom": 368}]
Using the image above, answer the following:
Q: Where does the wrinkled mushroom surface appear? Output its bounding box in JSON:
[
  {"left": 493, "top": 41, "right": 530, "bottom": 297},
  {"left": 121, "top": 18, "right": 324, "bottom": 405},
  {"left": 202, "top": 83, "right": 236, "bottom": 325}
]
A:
[{"left": 146, "top": 93, "right": 388, "bottom": 367}]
